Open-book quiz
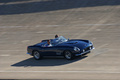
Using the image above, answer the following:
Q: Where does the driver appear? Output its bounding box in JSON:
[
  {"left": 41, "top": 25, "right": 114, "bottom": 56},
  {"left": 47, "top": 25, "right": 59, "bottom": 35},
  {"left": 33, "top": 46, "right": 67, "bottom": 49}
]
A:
[{"left": 44, "top": 40, "right": 52, "bottom": 47}]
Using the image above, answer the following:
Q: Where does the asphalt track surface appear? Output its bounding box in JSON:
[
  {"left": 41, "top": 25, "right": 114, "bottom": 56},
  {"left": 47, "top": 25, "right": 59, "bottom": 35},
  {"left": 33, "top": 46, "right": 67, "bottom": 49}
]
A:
[{"left": 0, "top": 0, "right": 120, "bottom": 80}]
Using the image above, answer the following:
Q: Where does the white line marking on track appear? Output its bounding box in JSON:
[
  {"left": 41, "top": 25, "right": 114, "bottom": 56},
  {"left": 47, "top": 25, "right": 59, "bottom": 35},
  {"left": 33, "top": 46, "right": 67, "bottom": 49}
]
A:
[
  {"left": 36, "top": 31, "right": 44, "bottom": 33},
  {"left": 96, "top": 29, "right": 101, "bottom": 31},
  {"left": 0, "top": 71, "right": 120, "bottom": 73},
  {"left": 79, "top": 24, "right": 120, "bottom": 26},
  {"left": 0, "top": 24, "right": 119, "bottom": 28},
  {"left": 21, "top": 40, "right": 30, "bottom": 43},
  {"left": 36, "top": 24, "right": 120, "bottom": 27},
  {"left": 0, "top": 50, "right": 26, "bottom": 51},
  {"left": 0, "top": 54, "right": 10, "bottom": 56},
  {"left": 0, "top": 26, "right": 27, "bottom": 28}
]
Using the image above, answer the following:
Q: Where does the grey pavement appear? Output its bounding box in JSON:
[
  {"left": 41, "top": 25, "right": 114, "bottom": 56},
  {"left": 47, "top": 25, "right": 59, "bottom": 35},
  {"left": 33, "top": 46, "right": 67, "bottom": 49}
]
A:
[{"left": 0, "top": 0, "right": 120, "bottom": 79}]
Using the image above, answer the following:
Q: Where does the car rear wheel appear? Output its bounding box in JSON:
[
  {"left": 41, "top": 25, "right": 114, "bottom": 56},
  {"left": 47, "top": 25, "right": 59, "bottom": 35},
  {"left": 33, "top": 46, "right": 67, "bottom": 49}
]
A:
[
  {"left": 33, "top": 51, "right": 42, "bottom": 60},
  {"left": 64, "top": 51, "right": 74, "bottom": 60}
]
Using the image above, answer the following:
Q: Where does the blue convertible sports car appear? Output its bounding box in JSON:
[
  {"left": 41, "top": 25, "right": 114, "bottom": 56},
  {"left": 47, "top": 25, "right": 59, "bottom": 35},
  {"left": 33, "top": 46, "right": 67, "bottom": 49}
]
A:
[{"left": 27, "top": 36, "right": 94, "bottom": 60}]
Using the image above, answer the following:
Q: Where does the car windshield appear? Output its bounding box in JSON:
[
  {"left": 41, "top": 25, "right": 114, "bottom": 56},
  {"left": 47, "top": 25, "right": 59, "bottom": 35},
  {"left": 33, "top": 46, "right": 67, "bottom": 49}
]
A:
[{"left": 51, "top": 36, "right": 68, "bottom": 46}]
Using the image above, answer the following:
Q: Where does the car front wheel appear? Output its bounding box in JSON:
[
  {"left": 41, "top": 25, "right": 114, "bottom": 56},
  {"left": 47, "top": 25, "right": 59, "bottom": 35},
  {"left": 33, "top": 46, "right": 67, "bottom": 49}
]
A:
[
  {"left": 64, "top": 51, "right": 74, "bottom": 60},
  {"left": 33, "top": 51, "right": 42, "bottom": 60}
]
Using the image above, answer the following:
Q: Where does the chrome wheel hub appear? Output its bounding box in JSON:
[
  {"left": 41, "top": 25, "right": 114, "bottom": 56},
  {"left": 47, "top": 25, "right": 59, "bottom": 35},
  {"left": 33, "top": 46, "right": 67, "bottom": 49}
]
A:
[
  {"left": 65, "top": 51, "right": 71, "bottom": 59},
  {"left": 34, "top": 51, "right": 40, "bottom": 59}
]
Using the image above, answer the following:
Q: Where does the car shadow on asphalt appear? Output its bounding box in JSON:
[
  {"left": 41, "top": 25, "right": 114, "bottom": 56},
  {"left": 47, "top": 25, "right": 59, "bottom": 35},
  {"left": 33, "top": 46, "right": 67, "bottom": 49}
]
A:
[{"left": 11, "top": 56, "right": 87, "bottom": 67}]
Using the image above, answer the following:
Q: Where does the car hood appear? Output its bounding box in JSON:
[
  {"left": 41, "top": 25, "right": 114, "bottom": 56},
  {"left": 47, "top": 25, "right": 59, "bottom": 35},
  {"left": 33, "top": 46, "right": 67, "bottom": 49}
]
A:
[{"left": 57, "top": 40, "right": 90, "bottom": 49}]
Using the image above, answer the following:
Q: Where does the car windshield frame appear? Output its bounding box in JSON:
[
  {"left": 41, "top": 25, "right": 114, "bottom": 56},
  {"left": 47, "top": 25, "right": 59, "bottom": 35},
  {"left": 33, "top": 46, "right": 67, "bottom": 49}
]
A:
[{"left": 51, "top": 36, "right": 68, "bottom": 46}]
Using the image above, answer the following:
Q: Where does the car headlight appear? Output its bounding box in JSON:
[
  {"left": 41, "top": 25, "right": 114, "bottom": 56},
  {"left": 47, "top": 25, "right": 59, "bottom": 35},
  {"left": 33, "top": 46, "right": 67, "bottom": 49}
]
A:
[{"left": 74, "top": 47, "right": 80, "bottom": 52}]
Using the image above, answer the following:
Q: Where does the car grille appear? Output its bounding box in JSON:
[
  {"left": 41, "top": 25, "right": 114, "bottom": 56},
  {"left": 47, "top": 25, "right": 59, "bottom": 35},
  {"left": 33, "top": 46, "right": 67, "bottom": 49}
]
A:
[{"left": 82, "top": 46, "right": 93, "bottom": 53}]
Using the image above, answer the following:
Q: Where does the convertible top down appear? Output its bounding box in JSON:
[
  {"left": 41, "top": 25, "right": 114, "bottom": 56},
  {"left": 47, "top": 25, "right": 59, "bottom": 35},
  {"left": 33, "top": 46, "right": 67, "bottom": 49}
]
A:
[{"left": 27, "top": 36, "right": 94, "bottom": 60}]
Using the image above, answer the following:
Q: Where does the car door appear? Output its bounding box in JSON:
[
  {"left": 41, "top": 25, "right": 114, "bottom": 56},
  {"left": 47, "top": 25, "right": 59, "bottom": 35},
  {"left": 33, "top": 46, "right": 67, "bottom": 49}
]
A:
[{"left": 41, "top": 46, "right": 57, "bottom": 56}]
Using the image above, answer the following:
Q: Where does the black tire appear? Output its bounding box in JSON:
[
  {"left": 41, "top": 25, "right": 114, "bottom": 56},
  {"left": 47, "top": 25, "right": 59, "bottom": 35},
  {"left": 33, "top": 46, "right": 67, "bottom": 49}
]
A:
[
  {"left": 33, "top": 50, "right": 42, "bottom": 60},
  {"left": 64, "top": 51, "right": 75, "bottom": 60}
]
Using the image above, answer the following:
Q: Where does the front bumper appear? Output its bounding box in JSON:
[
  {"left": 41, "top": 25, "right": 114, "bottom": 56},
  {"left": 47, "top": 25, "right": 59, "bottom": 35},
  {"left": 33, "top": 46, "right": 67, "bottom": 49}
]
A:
[
  {"left": 75, "top": 47, "right": 95, "bottom": 56},
  {"left": 27, "top": 52, "right": 32, "bottom": 55}
]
